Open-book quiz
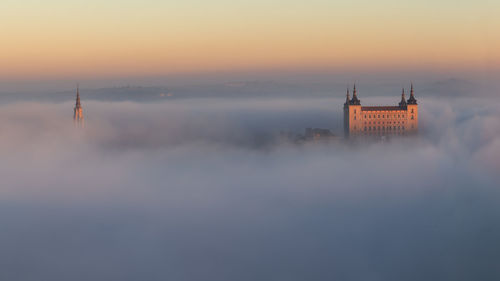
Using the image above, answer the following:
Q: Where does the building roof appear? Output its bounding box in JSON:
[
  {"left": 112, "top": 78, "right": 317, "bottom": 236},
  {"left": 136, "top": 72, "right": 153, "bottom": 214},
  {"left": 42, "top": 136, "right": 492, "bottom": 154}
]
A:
[{"left": 361, "top": 106, "right": 405, "bottom": 111}]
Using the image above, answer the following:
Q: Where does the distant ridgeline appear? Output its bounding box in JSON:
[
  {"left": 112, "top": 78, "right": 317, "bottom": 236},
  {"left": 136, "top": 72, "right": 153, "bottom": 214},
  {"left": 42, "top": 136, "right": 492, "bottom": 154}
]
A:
[{"left": 343, "top": 84, "right": 418, "bottom": 137}]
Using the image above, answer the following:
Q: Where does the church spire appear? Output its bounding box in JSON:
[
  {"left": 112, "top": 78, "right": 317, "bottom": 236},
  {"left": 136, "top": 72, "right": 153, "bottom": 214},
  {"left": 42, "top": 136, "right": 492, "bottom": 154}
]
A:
[
  {"left": 350, "top": 84, "right": 360, "bottom": 105},
  {"left": 399, "top": 88, "right": 407, "bottom": 107},
  {"left": 74, "top": 84, "right": 84, "bottom": 128},
  {"left": 407, "top": 83, "right": 417, "bottom": 104},
  {"left": 344, "top": 88, "right": 350, "bottom": 108},
  {"left": 75, "top": 84, "right": 81, "bottom": 108}
]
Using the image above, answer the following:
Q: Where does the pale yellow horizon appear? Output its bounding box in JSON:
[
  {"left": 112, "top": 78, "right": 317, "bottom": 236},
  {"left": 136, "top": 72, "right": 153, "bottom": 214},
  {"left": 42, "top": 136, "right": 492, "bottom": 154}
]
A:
[{"left": 1, "top": 0, "right": 499, "bottom": 79}]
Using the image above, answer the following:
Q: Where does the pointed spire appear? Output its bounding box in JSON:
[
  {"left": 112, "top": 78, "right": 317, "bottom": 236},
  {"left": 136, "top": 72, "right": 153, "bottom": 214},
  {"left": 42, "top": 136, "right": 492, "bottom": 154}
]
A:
[
  {"left": 399, "top": 88, "right": 407, "bottom": 107},
  {"left": 75, "top": 84, "right": 81, "bottom": 108},
  {"left": 344, "top": 88, "right": 350, "bottom": 108},
  {"left": 407, "top": 82, "right": 417, "bottom": 104},
  {"left": 351, "top": 83, "right": 360, "bottom": 105}
]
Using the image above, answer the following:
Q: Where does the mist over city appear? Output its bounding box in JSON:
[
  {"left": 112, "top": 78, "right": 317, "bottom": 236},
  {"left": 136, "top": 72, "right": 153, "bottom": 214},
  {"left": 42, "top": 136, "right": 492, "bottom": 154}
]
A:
[
  {"left": 2, "top": 0, "right": 500, "bottom": 280},
  {"left": 1, "top": 81, "right": 500, "bottom": 280}
]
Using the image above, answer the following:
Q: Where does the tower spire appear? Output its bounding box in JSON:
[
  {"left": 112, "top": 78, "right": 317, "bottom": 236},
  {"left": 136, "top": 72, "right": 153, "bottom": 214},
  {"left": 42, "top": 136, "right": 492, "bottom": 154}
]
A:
[
  {"left": 74, "top": 84, "right": 84, "bottom": 128},
  {"left": 399, "top": 88, "right": 407, "bottom": 107},
  {"left": 351, "top": 83, "right": 360, "bottom": 105},
  {"left": 344, "top": 88, "right": 350, "bottom": 108},
  {"left": 75, "top": 84, "right": 81, "bottom": 108},
  {"left": 407, "top": 82, "right": 417, "bottom": 104}
]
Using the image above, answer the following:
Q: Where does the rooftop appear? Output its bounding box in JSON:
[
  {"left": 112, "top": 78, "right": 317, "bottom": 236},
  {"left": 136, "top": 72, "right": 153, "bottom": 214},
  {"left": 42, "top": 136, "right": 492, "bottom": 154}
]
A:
[{"left": 361, "top": 106, "right": 405, "bottom": 111}]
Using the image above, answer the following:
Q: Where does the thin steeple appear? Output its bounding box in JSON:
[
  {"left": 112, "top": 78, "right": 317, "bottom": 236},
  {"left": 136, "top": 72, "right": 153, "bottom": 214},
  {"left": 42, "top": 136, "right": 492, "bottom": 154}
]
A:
[
  {"left": 407, "top": 83, "right": 417, "bottom": 104},
  {"left": 74, "top": 84, "right": 84, "bottom": 127},
  {"left": 344, "top": 88, "right": 350, "bottom": 108},
  {"left": 75, "top": 84, "right": 81, "bottom": 108},
  {"left": 351, "top": 83, "right": 360, "bottom": 105},
  {"left": 399, "top": 88, "right": 407, "bottom": 107}
]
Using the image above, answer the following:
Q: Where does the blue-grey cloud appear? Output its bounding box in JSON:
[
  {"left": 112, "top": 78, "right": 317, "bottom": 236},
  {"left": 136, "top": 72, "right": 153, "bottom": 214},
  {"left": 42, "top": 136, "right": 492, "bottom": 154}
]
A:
[{"left": 0, "top": 96, "right": 499, "bottom": 281}]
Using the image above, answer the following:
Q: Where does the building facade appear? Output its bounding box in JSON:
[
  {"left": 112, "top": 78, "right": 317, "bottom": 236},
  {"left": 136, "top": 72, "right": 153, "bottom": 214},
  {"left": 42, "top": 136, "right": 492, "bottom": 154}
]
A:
[
  {"left": 344, "top": 84, "right": 418, "bottom": 137},
  {"left": 73, "top": 85, "right": 84, "bottom": 128}
]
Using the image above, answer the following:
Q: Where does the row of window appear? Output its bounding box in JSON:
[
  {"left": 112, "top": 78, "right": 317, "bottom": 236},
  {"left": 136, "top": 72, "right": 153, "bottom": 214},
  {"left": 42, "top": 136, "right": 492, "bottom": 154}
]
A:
[
  {"left": 365, "top": 114, "right": 405, "bottom": 119},
  {"left": 365, "top": 121, "right": 404, "bottom": 125},
  {"left": 364, "top": 126, "right": 405, "bottom": 131},
  {"left": 353, "top": 115, "right": 414, "bottom": 120}
]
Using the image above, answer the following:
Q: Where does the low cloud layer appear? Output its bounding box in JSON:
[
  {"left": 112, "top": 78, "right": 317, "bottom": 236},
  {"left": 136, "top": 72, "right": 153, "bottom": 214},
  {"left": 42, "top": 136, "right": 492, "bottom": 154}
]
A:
[{"left": 0, "top": 96, "right": 499, "bottom": 281}]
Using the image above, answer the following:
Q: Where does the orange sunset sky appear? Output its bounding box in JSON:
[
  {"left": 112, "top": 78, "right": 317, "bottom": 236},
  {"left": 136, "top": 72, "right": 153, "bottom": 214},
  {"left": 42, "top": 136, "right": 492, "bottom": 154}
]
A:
[{"left": 1, "top": 0, "right": 499, "bottom": 80}]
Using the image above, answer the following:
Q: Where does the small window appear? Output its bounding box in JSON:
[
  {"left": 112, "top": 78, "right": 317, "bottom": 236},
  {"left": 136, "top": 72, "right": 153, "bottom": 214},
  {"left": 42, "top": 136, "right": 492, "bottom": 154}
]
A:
[
  {"left": 411, "top": 109, "right": 414, "bottom": 113},
  {"left": 382, "top": 115, "right": 385, "bottom": 118},
  {"left": 411, "top": 115, "right": 414, "bottom": 120},
  {"left": 365, "top": 115, "right": 367, "bottom": 118}
]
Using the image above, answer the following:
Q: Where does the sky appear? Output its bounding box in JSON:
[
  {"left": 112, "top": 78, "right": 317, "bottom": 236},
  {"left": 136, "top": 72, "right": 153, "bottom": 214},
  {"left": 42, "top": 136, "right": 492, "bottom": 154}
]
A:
[
  {"left": 1, "top": 0, "right": 499, "bottom": 81},
  {"left": 1, "top": 2, "right": 500, "bottom": 279}
]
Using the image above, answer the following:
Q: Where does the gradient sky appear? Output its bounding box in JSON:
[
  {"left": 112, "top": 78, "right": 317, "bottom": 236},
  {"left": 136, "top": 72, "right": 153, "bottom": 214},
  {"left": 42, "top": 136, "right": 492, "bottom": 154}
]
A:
[{"left": 1, "top": 0, "right": 499, "bottom": 79}]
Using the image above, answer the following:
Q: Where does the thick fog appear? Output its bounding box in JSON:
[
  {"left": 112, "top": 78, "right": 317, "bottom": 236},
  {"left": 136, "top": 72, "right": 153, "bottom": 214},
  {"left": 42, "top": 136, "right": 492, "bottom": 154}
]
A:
[{"left": 0, "top": 95, "right": 499, "bottom": 280}]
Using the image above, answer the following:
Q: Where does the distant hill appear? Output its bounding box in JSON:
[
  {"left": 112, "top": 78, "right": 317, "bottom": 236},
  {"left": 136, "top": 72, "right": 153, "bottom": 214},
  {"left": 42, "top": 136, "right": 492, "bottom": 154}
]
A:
[{"left": 0, "top": 78, "right": 491, "bottom": 104}]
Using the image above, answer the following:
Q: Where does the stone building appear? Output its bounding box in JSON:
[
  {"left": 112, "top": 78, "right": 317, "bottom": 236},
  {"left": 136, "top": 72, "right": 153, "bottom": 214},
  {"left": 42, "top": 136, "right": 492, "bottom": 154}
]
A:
[
  {"left": 73, "top": 85, "right": 84, "bottom": 128},
  {"left": 343, "top": 84, "right": 418, "bottom": 137}
]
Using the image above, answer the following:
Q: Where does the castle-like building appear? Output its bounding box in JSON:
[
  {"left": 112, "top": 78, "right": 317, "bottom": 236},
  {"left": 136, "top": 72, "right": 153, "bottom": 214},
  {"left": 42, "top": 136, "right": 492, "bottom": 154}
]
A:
[
  {"left": 73, "top": 85, "right": 84, "bottom": 128},
  {"left": 343, "top": 84, "right": 418, "bottom": 137}
]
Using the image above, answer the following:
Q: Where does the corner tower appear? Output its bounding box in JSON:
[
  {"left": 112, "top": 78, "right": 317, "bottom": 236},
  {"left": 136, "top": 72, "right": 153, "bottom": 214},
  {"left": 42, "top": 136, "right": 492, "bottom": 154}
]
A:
[
  {"left": 406, "top": 83, "right": 418, "bottom": 132},
  {"left": 73, "top": 85, "right": 84, "bottom": 128},
  {"left": 343, "top": 84, "right": 362, "bottom": 137}
]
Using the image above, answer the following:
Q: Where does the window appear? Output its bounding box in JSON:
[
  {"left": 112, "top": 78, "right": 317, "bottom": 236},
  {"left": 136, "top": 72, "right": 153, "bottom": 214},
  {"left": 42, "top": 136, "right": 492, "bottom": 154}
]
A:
[
  {"left": 411, "top": 109, "right": 414, "bottom": 113},
  {"left": 365, "top": 115, "right": 367, "bottom": 118},
  {"left": 378, "top": 115, "right": 380, "bottom": 118},
  {"left": 354, "top": 116, "right": 356, "bottom": 120},
  {"left": 398, "top": 115, "right": 400, "bottom": 118},
  {"left": 411, "top": 115, "right": 414, "bottom": 120},
  {"left": 382, "top": 115, "right": 385, "bottom": 118},
  {"left": 369, "top": 115, "right": 371, "bottom": 118},
  {"left": 354, "top": 109, "right": 356, "bottom": 113}
]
